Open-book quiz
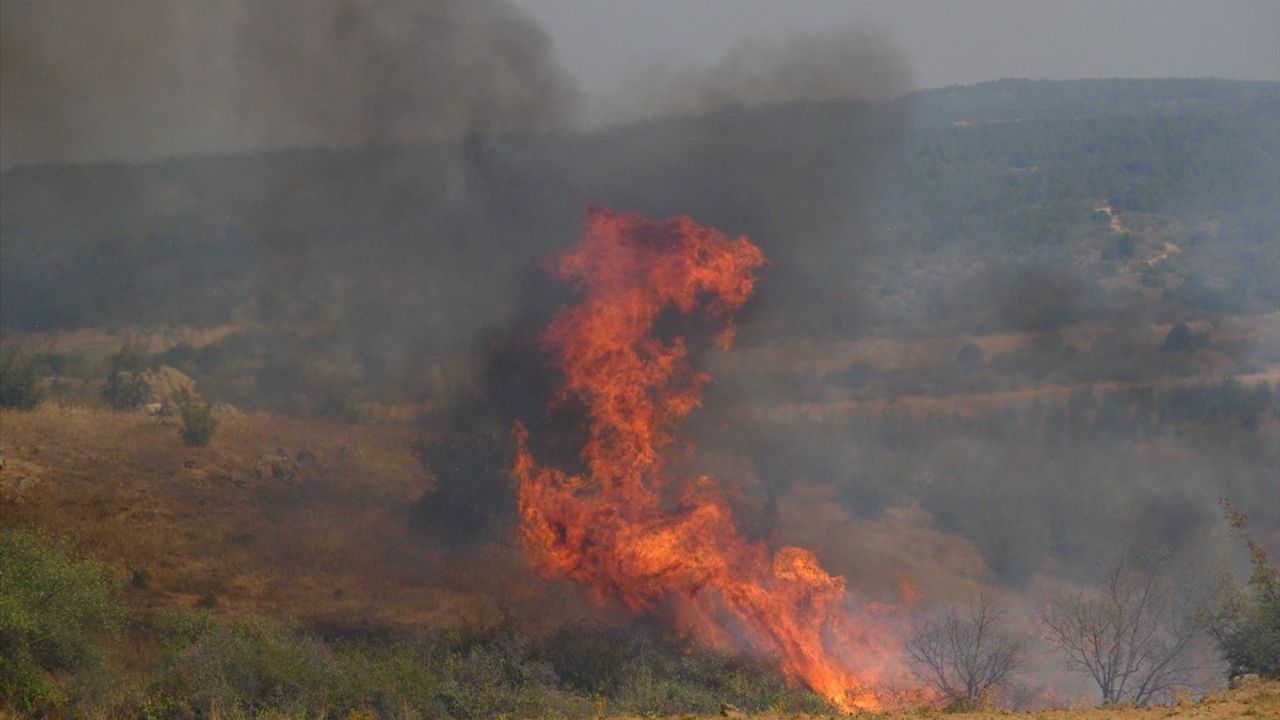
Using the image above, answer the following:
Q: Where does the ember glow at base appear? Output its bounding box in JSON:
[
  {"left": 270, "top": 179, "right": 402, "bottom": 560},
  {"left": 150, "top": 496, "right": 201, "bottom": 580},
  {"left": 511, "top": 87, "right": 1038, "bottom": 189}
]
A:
[{"left": 514, "top": 207, "right": 906, "bottom": 710}]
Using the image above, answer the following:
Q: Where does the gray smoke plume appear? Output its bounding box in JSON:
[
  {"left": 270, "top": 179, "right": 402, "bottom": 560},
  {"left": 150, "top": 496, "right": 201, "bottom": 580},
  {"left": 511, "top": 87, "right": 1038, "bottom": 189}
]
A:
[
  {"left": 589, "top": 27, "right": 913, "bottom": 126},
  {"left": 0, "top": 0, "right": 579, "bottom": 168}
]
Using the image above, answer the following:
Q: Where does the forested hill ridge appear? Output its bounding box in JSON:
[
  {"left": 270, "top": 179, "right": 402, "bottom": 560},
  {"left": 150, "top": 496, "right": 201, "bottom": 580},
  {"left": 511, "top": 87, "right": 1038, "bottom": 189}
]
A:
[
  {"left": 1, "top": 77, "right": 1276, "bottom": 336},
  {"left": 911, "top": 77, "right": 1280, "bottom": 127}
]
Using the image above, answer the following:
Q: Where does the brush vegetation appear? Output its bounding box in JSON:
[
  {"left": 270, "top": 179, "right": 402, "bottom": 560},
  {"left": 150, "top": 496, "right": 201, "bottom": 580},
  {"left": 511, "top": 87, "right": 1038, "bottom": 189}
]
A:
[
  {"left": 0, "top": 348, "right": 46, "bottom": 410},
  {"left": 4, "top": 525, "right": 1277, "bottom": 718},
  {"left": 0, "top": 526, "right": 827, "bottom": 718}
]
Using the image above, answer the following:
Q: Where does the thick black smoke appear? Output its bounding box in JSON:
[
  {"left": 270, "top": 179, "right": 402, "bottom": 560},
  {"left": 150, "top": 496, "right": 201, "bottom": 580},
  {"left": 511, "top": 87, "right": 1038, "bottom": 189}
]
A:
[
  {"left": 0, "top": 0, "right": 577, "bottom": 167},
  {"left": 2, "top": 3, "right": 920, "bottom": 569}
]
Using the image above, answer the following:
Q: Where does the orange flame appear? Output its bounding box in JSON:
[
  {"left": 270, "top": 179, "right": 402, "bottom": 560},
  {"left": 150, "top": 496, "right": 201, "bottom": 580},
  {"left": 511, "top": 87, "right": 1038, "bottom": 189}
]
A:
[{"left": 514, "top": 207, "right": 902, "bottom": 711}]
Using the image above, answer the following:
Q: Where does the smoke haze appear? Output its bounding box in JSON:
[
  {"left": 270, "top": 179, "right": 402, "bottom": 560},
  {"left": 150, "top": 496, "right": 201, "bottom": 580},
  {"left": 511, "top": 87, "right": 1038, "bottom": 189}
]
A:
[
  {"left": 0, "top": 0, "right": 577, "bottom": 167},
  {"left": 2, "top": 0, "right": 1277, "bottom": 709},
  {"left": 588, "top": 27, "right": 913, "bottom": 126},
  {"left": 1, "top": 2, "right": 918, "bottom": 168}
]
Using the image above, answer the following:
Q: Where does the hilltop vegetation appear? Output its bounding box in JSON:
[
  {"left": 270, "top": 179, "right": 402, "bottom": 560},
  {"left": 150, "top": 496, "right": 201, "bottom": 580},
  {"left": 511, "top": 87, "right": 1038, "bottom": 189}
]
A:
[{"left": 2, "top": 79, "right": 1276, "bottom": 334}]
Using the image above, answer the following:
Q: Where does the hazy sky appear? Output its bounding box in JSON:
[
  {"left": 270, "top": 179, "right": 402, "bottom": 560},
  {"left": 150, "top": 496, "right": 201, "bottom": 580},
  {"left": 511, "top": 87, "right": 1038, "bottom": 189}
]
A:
[
  {"left": 3, "top": 0, "right": 1277, "bottom": 166},
  {"left": 512, "top": 0, "right": 1280, "bottom": 93}
]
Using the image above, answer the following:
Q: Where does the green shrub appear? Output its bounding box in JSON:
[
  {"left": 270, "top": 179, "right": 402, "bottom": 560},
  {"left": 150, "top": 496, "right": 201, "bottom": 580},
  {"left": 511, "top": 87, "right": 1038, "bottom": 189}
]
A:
[
  {"left": 142, "top": 611, "right": 355, "bottom": 718},
  {"left": 103, "top": 337, "right": 152, "bottom": 410},
  {"left": 130, "top": 568, "right": 151, "bottom": 590},
  {"left": 0, "top": 527, "right": 124, "bottom": 713},
  {"left": 542, "top": 622, "right": 829, "bottom": 716},
  {"left": 175, "top": 388, "right": 218, "bottom": 447},
  {"left": 0, "top": 580, "right": 831, "bottom": 719},
  {"left": 0, "top": 530, "right": 840, "bottom": 719},
  {"left": 609, "top": 643, "right": 828, "bottom": 716},
  {"left": 102, "top": 370, "right": 150, "bottom": 409},
  {"left": 426, "top": 629, "right": 582, "bottom": 719},
  {"left": 544, "top": 623, "right": 632, "bottom": 696},
  {"left": 135, "top": 615, "right": 587, "bottom": 719},
  {"left": 1211, "top": 500, "right": 1280, "bottom": 679},
  {"left": 0, "top": 349, "right": 47, "bottom": 410}
]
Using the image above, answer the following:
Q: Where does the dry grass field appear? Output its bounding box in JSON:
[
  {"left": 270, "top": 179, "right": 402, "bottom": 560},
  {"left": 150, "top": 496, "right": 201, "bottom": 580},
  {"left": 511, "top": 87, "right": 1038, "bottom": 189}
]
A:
[
  {"left": 3, "top": 318, "right": 1277, "bottom": 716},
  {"left": 622, "top": 681, "right": 1280, "bottom": 719},
  {"left": 3, "top": 403, "right": 1277, "bottom": 718},
  {"left": 0, "top": 404, "right": 562, "bottom": 632}
]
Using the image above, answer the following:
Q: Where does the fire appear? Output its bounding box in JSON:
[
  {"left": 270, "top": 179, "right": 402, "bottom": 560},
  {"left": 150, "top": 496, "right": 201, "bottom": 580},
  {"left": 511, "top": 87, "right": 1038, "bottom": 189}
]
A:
[{"left": 514, "top": 207, "right": 902, "bottom": 711}]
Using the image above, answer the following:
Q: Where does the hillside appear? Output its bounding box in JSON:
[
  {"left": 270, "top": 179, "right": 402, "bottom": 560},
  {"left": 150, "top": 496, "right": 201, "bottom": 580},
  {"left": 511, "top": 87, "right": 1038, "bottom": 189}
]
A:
[
  {"left": 2, "top": 78, "right": 1278, "bottom": 715},
  {"left": 2, "top": 79, "right": 1276, "bottom": 334},
  {"left": 4, "top": 76, "right": 1277, "bottom": 583}
]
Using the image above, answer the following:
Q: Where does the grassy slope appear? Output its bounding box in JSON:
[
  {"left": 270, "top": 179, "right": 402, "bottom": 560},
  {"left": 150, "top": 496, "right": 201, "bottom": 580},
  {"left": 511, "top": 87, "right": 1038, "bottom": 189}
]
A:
[
  {"left": 0, "top": 401, "right": 991, "bottom": 626},
  {"left": 0, "top": 405, "right": 548, "bottom": 632}
]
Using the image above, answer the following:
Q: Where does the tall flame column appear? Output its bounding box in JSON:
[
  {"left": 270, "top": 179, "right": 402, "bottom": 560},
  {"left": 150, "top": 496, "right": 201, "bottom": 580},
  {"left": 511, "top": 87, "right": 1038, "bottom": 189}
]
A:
[{"left": 514, "top": 207, "right": 900, "bottom": 711}]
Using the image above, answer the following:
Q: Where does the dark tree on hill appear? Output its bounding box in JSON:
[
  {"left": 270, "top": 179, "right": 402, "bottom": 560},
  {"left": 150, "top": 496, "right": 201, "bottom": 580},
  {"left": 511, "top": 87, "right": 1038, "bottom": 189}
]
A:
[
  {"left": 1116, "top": 232, "right": 1136, "bottom": 259},
  {"left": 956, "top": 342, "right": 983, "bottom": 366},
  {"left": 905, "top": 592, "right": 1025, "bottom": 710},
  {"left": 1163, "top": 322, "right": 1195, "bottom": 352}
]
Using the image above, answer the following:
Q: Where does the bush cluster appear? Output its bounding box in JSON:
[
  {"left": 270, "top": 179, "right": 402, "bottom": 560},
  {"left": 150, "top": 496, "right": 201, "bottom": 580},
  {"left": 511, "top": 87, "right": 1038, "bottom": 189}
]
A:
[
  {"left": 1211, "top": 501, "right": 1280, "bottom": 680},
  {"left": 0, "top": 348, "right": 47, "bottom": 410},
  {"left": 1, "top": 527, "right": 828, "bottom": 718},
  {"left": 102, "top": 337, "right": 153, "bottom": 410},
  {"left": 0, "top": 527, "right": 123, "bottom": 713},
  {"left": 175, "top": 388, "right": 218, "bottom": 447}
]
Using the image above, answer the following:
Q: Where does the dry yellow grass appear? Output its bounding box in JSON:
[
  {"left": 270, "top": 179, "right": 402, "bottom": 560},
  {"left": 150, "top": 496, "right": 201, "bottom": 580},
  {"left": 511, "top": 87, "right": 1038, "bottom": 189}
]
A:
[
  {"left": 608, "top": 681, "right": 1280, "bottom": 719},
  {"left": 3, "top": 404, "right": 1276, "bottom": 718},
  {"left": 0, "top": 404, "right": 557, "bottom": 630},
  {"left": 0, "top": 401, "right": 993, "bottom": 635}
]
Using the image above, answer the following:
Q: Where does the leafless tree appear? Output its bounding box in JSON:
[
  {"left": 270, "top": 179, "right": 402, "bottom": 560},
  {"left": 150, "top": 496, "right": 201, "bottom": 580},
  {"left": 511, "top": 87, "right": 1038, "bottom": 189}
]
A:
[
  {"left": 1040, "top": 555, "right": 1203, "bottom": 706},
  {"left": 905, "top": 592, "right": 1026, "bottom": 708}
]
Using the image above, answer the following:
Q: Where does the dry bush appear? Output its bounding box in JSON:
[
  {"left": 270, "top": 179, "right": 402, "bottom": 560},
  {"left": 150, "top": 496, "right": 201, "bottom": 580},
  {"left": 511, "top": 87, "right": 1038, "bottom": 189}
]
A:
[
  {"left": 905, "top": 592, "right": 1025, "bottom": 710},
  {"left": 1041, "top": 554, "right": 1204, "bottom": 706}
]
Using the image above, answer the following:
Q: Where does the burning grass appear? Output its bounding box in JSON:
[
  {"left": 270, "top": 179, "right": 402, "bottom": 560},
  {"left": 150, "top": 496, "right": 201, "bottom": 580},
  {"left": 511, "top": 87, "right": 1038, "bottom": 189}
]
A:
[
  {"left": 4, "top": 517, "right": 1276, "bottom": 717},
  {"left": 514, "top": 209, "right": 909, "bottom": 709}
]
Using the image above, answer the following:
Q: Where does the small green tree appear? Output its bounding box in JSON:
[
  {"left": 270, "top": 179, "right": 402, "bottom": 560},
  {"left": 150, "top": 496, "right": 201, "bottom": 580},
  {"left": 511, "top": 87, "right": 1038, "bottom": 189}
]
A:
[
  {"left": 102, "top": 337, "right": 151, "bottom": 410},
  {"left": 0, "top": 527, "right": 124, "bottom": 712},
  {"left": 175, "top": 388, "right": 217, "bottom": 447},
  {"left": 1211, "top": 499, "right": 1280, "bottom": 679},
  {"left": 0, "top": 348, "right": 47, "bottom": 410}
]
